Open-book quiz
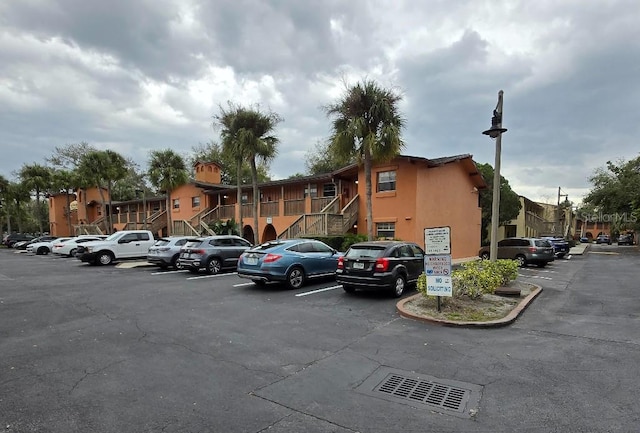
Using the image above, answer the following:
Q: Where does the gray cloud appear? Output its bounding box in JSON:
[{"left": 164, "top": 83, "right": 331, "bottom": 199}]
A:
[{"left": 1, "top": 0, "right": 639, "bottom": 204}]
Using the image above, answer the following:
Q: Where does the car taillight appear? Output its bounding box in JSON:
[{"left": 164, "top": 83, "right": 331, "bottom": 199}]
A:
[
  {"left": 263, "top": 253, "right": 282, "bottom": 263},
  {"left": 337, "top": 256, "right": 344, "bottom": 269},
  {"left": 193, "top": 249, "right": 206, "bottom": 255},
  {"left": 375, "top": 258, "right": 389, "bottom": 272},
  {"left": 529, "top": 247, "right": 538, "bottom": 252}
]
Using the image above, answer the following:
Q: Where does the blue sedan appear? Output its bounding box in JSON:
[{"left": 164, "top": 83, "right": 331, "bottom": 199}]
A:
[{"left": 237, "top": 239, "right": 343, "bottom": 289}]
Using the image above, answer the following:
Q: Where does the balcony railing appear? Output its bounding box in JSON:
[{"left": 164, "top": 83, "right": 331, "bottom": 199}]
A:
[
  {"left": 242, "top": 203, "right": 254, "bottom": 218},
  {"left": 284, "top": 199, "right": 305, "bottom": 216},
  {"left": 311, "top": 197, "right": 333, "bottom": 213},
  {"left": 260, "top": 201, "right": 279, "bottom": 217}
]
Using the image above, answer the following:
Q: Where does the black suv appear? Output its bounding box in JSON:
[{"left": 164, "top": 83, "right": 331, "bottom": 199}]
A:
[
  {"left": 178, "top": 235, "right": 252, "bottom": 274},
  {"left": 335, "top": 241, "right": 425, "bottom": 298}
]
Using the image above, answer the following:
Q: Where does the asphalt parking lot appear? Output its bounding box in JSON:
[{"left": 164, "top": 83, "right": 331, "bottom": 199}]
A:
[{"left": 1, "top": 245, "right": 639, "bottom": 432}]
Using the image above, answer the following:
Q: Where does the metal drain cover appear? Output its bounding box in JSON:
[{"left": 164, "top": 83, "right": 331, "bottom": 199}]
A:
[{"left": 356, "top": 367, "right": 483, "bottom": 418}]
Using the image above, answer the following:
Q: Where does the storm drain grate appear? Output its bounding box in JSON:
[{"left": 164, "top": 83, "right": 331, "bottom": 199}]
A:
[
  {"left": 355, "top": 367, "right": 483, "bottom": 419},
  {"left": 375, "top": 374, "right": 468, "bottom": 412}
]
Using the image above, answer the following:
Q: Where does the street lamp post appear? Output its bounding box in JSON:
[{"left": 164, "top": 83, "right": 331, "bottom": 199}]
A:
[{"left": 482, "top": 90, "right": 508, "bottom": 262}]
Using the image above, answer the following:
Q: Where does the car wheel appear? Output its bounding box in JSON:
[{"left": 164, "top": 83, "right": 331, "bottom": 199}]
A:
[
  {"left": 171, "top": 254, "right": 182, "bottom": 270},
  {"left": 286, "top": 266, "right": 305, "bottom": 289},
  {"left": 515, "top": 255, "right": 527, "bottom": 267},
  {"left": 391, "top": 274, "right": 406, "bottom": 298},
  {"left": 97, "top": 251, "right": 114, "bottom": 266},
  {"left": 206, "top": 257, "right": 222, "bottom": 274},
  {"left": 480, "top": 252, "right": 490, "bottom": 260},
  {"left": 69, "top": 248, "right": 77, "bottom": 257},
  {"left": 37, "top": 247, "right": 49, "bottom": 255},
  {"left": 342, "top": 285, "right": 356, "bottom": 294}
]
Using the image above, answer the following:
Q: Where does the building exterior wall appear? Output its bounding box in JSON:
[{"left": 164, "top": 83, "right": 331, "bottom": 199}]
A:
[
  {"left": 194, "top": 162, "right": 222, "bottom": 184},
  {"left": 48, "top": 194, "right": 77, "bottom": 236}
]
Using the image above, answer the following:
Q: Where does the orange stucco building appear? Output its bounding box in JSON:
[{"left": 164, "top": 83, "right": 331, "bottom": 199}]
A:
[{"left": 48, "top": 154, "right": 486, "bottom": 260}]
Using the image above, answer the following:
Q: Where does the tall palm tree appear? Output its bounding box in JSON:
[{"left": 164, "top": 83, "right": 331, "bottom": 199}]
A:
[
  {"left": 216, "top": 103, "right": 249, "bottom": 237},
  {"left": 147, "top": 149, "right": 189, "bottom": 236},
  {"left": 325, "top": 80, "right": 405, "bottom": 240},
  {"left": 19, "top": 163, "right": 52, "bottom": 234},
  {"left": 215, "top": 104, "right": 281, "bottom": 244}
]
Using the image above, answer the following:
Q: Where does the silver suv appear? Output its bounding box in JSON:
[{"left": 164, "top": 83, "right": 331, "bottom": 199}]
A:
[
  {"left": 178, "top": 235, "right": 252, "bottom": 274},
  {"left": 478, "top": 237, "right": 554, "bottom": 267}
]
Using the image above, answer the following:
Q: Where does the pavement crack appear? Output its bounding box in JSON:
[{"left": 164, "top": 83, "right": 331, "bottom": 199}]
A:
[
  {"left": 253, "top": 413, "right": 292, "bottom": 433},
  {"left": 250, "top": 393, "right": 360, "bottom": 433},
  {"left": 68, "top": 359, "right": 127, "bottom": 395}
]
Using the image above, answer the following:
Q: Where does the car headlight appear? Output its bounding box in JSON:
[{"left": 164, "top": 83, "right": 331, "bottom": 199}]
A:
[{"left": 86, "top": 247, "right": 93, "bottom": 253}]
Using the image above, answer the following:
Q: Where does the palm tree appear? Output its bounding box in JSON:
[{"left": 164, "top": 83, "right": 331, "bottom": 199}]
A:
[
  {"left": 147, "top": 149, "right": 189, "bottom": 236},
  {"left": 215, "top": 104, "right": 281, "bottom": 244},
  {"left": 19, "top": 163, "right": 52, "bottom": 234},
  {"left": 325, "top": 80, "right": 405, "bottom": 240}
]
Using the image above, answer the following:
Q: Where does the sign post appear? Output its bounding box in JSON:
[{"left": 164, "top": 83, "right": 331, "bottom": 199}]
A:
[{"left": 424, "top": 227, "right": 453, "bottom": 312}]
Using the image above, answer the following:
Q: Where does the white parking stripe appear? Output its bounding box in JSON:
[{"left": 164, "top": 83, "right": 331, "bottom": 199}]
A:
[
  {"left": 151, "top": 270, "right": 188, "bottom": 275},
  {"left": 295, "top": 285, "right": 342, "bottom": 297},
  {"left": 186, "top": 272, "right": 238, "bottom": 280},
  {"left": 233, "top": 282, "right": 256, "bottom": 287}
]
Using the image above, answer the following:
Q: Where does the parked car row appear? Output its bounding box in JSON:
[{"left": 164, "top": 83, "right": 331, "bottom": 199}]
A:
[{"left": 478, "top": 237, "right": 556, "bottom": 267}]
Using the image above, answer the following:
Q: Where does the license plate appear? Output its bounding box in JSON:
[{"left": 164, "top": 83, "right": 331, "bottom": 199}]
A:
[
  {"left": 246, "top": 257, "right": 258, "bottom": 265},
  {"left": 181, "top": 253, "right": 190, "bottom": 259},
  {"left": 353, "top": 262, "right": 364, "bottom": 269}
]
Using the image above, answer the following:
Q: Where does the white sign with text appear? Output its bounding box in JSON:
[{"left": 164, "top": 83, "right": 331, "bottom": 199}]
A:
[
  {"left": 426, "top": 275, "right": 453, "bottom": 297},
  {"left": 424, "top": 227, "right": 451, "bottom": 255}
]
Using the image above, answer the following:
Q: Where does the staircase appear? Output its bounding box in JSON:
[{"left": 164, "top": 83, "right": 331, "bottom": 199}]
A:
[
  {"left": 171, "top": 206, "right": 220, "bottom": 236},
  {"left": 277, "top": 194, "right": 358, "bottom": 239},
  {"left": 74, "top": 216, "right": 105, "bottom": 235}
]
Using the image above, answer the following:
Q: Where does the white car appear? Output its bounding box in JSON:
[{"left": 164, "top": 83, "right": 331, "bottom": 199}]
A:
[
  {"left": 52, "top": 236, "right": 107, "bottom": 257},
  {"left": 26, "top": 237, "right": 73, "bottom": 255}
]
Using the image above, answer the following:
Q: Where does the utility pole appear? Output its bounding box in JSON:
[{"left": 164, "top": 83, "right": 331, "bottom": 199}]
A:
[{"left": 482, "top": 91, "right": 508, "bottom": 262}]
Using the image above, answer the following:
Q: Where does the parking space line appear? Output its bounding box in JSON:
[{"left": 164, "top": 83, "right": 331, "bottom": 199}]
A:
[
  {"left": 295, "top": 285, "right": 342, "bottom": 297},
  {"left": 186, "top": 272, "right": 238, "bottom": 280},
  {"left": 233, "top": 282, "right": 255, "bottom": 287},
  {"left": 151, "top": 270, "right": 188, "bottom": 276}
]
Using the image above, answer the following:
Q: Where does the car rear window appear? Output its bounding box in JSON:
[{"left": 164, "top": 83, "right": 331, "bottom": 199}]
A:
[
  {"left": 345, "top": 246, "right": 386, "bottom": 259},
  {"left": 185, "top": 240, "right": 203, "bottom": 248},
  {"left": 251, "top": 241, "right": 286, "bottom": 251},
  {"left": 155, "top": 239, "right": 171, "bottom": 246},
  {"left": 535, "top": 240, "right": 551, "bottom": 247}
]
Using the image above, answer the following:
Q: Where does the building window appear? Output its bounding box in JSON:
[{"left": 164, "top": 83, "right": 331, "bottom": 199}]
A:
[
  {"left": 376, "top": 222, "right": 395, "bottom": 239},
  {"left": 192, "top": 196, "right": 200, "bottom": 208},
  {"left": 304, "top": 185, "right": 318, "bottom": 198},
  {"left": 377, "top": 171, "right": 396, "bottom": 192},
  {"left": 241, "top": 194, "right": 248, "bottom": 204},
  {"left": 173, "top": 199, "right": 180, "bottom": 209},
  {"left": 323, "top": 183, "right": 336, "bottom": 197}
]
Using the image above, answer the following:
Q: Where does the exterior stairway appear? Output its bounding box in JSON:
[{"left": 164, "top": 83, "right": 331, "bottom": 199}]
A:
[{"left": 277, "top": 194, "right": 359, "bottom": 239}]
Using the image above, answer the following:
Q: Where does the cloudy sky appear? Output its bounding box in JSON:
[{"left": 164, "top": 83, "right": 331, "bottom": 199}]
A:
[{"left": 1, "top": 0, "right": 639, "bottom": 204}]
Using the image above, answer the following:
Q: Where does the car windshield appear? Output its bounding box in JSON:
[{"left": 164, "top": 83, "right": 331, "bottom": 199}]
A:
[{"left": 345, "top": 246, "right": 386, "bottom": 259}]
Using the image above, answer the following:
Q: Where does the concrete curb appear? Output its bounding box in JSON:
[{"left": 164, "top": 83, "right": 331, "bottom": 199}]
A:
[{"left": 396, "top": 284, "right": 543, "bottom": 328}]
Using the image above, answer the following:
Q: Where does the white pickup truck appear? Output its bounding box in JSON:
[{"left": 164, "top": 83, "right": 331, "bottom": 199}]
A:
[{"left": 78, "top": 230, "right": 155, "bottom": 265}]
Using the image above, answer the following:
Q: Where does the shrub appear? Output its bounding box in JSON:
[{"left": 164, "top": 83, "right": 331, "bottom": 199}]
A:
[
  {"left": 417, "top": 259, "right": 518, "bottom": 300},
  {"left": 341, "top": 233, "right": 368, "bottom": 251}
]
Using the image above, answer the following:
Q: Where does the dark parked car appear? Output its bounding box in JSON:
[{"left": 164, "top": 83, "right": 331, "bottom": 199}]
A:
[
  {"left": 479, "top": 237, "right": 555, "bottom": 267},
  {"left": 617, "top": 234, "right": 634, "bottom": 245},
  {"left": 179, "top": 235, "right": 252, "bottom": 274},
  {"left": 3, "top": 233, "right": 35, "bottom": 248},
  {"left": 596, "top": 234, "right": 611, "bottom": 245},
  {"left": 335, "top": 241, "right": 425, "bottom": 298},
  {"left": 237, "top": 239, "right": 342, "bottom": 289},
  {"left": 542, "top": 237, "right": 570, "bottom": 258},
  {"left": 147, "top": 236, "right": 191, "bottom": 269}
]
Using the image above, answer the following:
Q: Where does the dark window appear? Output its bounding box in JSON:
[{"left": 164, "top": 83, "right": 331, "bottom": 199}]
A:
[
  {"left": 409, "top": 244, "right": 424, "bottom": 257},
  {"left": 296, "top": 242, "right": 315, "bottom": 253},
  {"left": 377, "top": 171, "right": 396, "bottom": 192},
  {"left": 345, "top": 247, "right": 386, "bottom": 259},
  {"left": 234, "top": 238, "right": 251, "bottom": 247},
  {"left": 398, "top": 245, "right": 414, "bottom": 258},
  {"left": 311, "top": 242, "right": 333, "bottom": 253},
  {"left": 173, "top": 199, "right": 180, "bottom": 209},
  {"left": 175, "top": 239, "right": 187, "bottom": 246},
  {"left": 323, "top": 183, "right": 336, "bottom": 197},
  {"left": 192, "top": 196, "right": 200, "bottom": 207},
  {"left": 120, "top": 233, "right": 138, "bottom": 243},
  {"left": 137, "top": 233, "right": 150, "bottom": 241}
]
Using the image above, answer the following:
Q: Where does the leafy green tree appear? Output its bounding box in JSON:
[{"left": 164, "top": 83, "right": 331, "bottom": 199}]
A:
[
  {"left": 78, "top": 150, "right": 128, "bottom": 234},
  {"left": 3, "top": 181, "right": 31, "bottom": 233},
  {"left": 147, "top": 149, "right": 189, "bottom": 236},
  {"left": 0, "top": 175, "right": 10, "bottom": 233},
  {"left": 190, "top": 141, "right": 271, "bottom": 185},
  {"left": 325, "top": 79, "right": 405, "bottom": 240},
  {"left": 476, "top": 163, "right": 522, "bottom": 244},
  {"left": 583, "top": 156, "right": 640, "bottom": 231},
  {"left": 18, "top": 163, "right": 53, "bottom": 234},
  {"left": 305, "top": 140, "right": 355, "bottom": 175},
  {"left": 111, "top": 165, "right": 148, "bottom": 201}
]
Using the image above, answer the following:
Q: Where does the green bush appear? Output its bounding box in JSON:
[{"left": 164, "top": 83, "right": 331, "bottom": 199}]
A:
[{"left": 417, "top": 259, "right": 518, "bottom": 300}]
